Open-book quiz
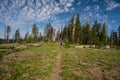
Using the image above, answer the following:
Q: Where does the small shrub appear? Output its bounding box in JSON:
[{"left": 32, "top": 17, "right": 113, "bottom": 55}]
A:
[{"left": 64, "top": 39, "right": 70, "bottom": 48}]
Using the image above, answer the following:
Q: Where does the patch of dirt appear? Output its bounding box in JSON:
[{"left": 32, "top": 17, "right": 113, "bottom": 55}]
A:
[
  {"left": 87, "top": 67, "right": 120, "bottom": 80},
  {"left": 105, "top": 68, "right": 120, "bottom": 80},
  {"left": 51, "top": 49, "right": 63, "bottom": 80},
  {"left": 73, "top": 70, "right": 87, "bottom": 78},
  {"left": 3, "top": 51, "right": 41, "bottom": 62},
  {"left": 73, "top": 67, "right": 103, "bottom": 80},
  {"left": 88, "top": 67, "right": 103, "bottom": 80}
]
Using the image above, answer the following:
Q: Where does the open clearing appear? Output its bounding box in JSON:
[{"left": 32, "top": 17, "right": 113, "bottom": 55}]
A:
[
  {"left": 0, "top": 43, "right": 59, "bottom": 80},
  {"left": 0, "top": 44, "right": 120, "bottom": 80},
  {"left": 60, "top": 48, "right": 120, "bottom": 80}
]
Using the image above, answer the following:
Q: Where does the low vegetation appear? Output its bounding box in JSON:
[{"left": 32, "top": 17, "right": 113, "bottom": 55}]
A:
[
  {"left": 0, "top": 42, "right": 120, "bottom": 80},
  {"left": 60, "top": 48, "right": 120, "bottom": 80},
  {"left": 0, "top": 43, "right": 59, "bottom": 80}
]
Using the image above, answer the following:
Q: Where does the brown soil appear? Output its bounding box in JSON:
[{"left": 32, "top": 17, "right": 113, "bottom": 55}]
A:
[
  {"left": 51, "top": 48, "right": 63, "bottom": 80},
  {"left": 88, "top": 67, "right": 103, "bottom": 80}
]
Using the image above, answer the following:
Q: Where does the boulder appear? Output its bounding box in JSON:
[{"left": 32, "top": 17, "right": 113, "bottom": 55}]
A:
[{"left": 104, "top": 45, "right": 110, "bottom": 49}]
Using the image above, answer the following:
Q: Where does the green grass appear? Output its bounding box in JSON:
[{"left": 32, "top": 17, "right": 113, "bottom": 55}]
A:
[
  {"left": 61, "top": 48, "right": 120, "bottom": 80},
  {"left": 1, "top": 43, "right": 120, "bottom": 80},
  {"left": 0, "top": 43, "right": 59, "bottom": 80}
]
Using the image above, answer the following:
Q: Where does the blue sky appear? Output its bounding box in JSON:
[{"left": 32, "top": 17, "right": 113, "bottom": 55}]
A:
[{"left": 0, "top": 0, "right": 120, "bottom": 39}]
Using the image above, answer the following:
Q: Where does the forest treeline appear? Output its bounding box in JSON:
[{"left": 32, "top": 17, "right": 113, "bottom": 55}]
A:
[{"left": 1, "top": 13, "right": 120, "bottom": 47}]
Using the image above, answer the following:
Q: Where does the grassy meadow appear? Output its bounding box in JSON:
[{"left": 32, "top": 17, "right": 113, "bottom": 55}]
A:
[
  {"left": 0, "top": 43, "right": 59, "bottom": 80},
  {"left": 0, "top": 43, "right": 120, "bottom": 80},
  {"left": 60, "top": 48, "right": 120, "bottom": 80}
]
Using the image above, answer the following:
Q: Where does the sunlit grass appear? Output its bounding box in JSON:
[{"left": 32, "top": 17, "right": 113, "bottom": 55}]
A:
[
  {"left": 61, "top": 48, "right": 120, "bottom": 80},
  {"left": 0, "top": 43, "right": 59, "bottom": 80},
  {"left": 1, "top": 43, "right": 120, "bottom": 80}
]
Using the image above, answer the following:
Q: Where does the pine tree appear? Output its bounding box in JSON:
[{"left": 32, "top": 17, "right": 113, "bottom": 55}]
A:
[
  {"left": 68, "top": 15, "right": 74, "bottom": 43},
  {"left": 44, "top": 23, "right": 53, "bottom": 42},
  {"left": 90, "top": 21, "right": 103, "bottom": 46},
  {"left": 39, "top": 32, "right": 42, "bottom": 41},
  {"left": 91, "top": 21, "right": 97, "bottom": 44},
  {"left": 101, "top": 22, "right": 107, "bottom": 45},
  {"left": 118, "top": 26, "right": 120, "bottom": 45},
  {"left": 6, "top": 26, "right": 11, "bottom": 44},
  {"left": 15, "top": 28, "right": 20, "bottom": 43},
  {"left": 74, "top": 13, "right": 81, "bottom": 44},
  {"left": 24, "top": 32, "right": 29, "bottom": 43},
  {"left": 84, "top": 22, "right": 90, "bottom": 44},
  {"left": 32, "top": 24, "right": 38, "bottom": 42},
  {"left": 56, "top": 28, "right": 61, "bottom": 42},
  {"left": 110, "top": 31, "right": 118, "bottom": 45},
  {"left": 82, "top": 25, "right": 85, "bottom": 44}
]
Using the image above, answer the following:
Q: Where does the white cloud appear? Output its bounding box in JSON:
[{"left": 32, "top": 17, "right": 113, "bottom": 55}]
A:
[
  {"left": 84, "top": 6, "right": 90, "bottom": 11},
  {"left": 111, "top": 20, "right": 116, "bottom": 23},
  {"left": 71, "top": 7, "right": 74, "bottom": 11},
  {"left": 66, "top": 3, "right": 72, "bottom": 7},
  {"left": 94, "top": 5, "right": 100, "bottom": 12},
  {"left": 59, "top": 0, "right": 74, "bottom": 7},
  {"left": 0, "top": 0, "right": 75, "bottom": 28},
  {"left": 105, "top": 0, "right": 120, "bottom": 11}
]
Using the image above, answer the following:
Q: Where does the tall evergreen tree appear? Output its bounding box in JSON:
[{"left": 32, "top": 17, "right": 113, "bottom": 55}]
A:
[
  {"left": 24, "top": 32, "right": 29, "bottom": 43},
  {"left": 32, "top": 24, "right": 38, "bottom": 42},
  {"left": 101, "top": 22, "right": 107, "bottom": 45},
  {"left": 82, "top": 25, "right": 86, "bottom": 44},
  {"left": 74, "top": 14, "right": 81, "bottom": 44},
  {"left": 39, "top": 32, "right": 42, "bottom": 41},
  {"left": 44, "top": 23, "right": 53, "bottom": 42},
  {"left": 15, "top": 28, "right": 20, "bottom": 43},
  {"left": 67, "top": 15, "right": 74, "bottom": 43},
  {"left": 6, "top": 26, "right": 11, "bottom": 44},
  {"left": 110, "top": 31, "right": 118, "bottom": 45},
  {"left": 91, "top": 21, "right": 103, "bottom": 46},
  {"left": 84, "top": 22, "right": 90, "bottom": 44},
  {"left": 118, "top": 26, "right": 120, "bottom": 45},
  {"left": 56, "top": 28, "right": 61, "bottom": 42},
  {"left": 62, "top": 25, "right": 67, "bottom": 40},
  {"left": 91, "top": 21, "right": 97, "bottom": 44}
]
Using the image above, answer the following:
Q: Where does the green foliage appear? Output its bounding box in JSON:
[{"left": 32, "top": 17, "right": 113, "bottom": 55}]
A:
[
  {"left": 15, "top": 28, "right": 20, "bottom": 43},
  {"left": 110, "top": 26, "right": 120, "bottom": 46},
  {"left": 32, "top": 24, "right": 39, "bottom": 42},
  {"left": 64, "top": 39, "right": 70, "bottom": 48},
  {"left": 83, "top": 22, "right": 91, "bottom": 44},
  {"left": 100, "top": 22, "right": 107, "bottom": 45},
  {"left": 61, "top": 14, "right": 110, "bottom": 46},
  {"left": 44, "top": 23, "right": 53, "bottom": 42},
  {"left": 3, "top": 13, "right": 120, "bottom": 46},
  {"left": 67, "top": 15, "right": 74, "bottom": 43},
  {"left": 6, "top": 26, "right": 11, "bottom": 43},
  {"left": 74, "top": 14, "right": 81, "bottom": 44}
]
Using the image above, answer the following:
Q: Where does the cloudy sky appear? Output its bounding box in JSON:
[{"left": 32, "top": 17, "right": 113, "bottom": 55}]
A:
[{"left": 0, "top": 0, "right": 120, "bottom": 38}]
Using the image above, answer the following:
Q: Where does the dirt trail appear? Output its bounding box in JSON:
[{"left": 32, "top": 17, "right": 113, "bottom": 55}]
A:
[{"left": 51, "top": 48, "right": 63, "bottom": 80}]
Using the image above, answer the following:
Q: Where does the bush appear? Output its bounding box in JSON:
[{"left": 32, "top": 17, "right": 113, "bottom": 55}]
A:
[{"left": 64, "top": 39, "right": 70, "bottom": 48}]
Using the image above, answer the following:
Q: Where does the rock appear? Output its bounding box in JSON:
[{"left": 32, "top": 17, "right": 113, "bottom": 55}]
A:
[
  {"left": 90, "top": 45, "right": 96, "bottom": 48},
  {"left": 104, "top": 45, "right": 110, "bottom": 49},
  {"left": 33, "top": 43, "right": 40, "bottom": 47}
]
